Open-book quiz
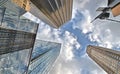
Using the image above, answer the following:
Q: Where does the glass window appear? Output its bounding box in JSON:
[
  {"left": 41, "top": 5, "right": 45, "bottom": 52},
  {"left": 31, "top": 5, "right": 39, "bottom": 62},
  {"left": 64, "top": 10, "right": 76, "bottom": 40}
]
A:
[{"left": 0, "top": 49, "right": 32, "bottom": 74}]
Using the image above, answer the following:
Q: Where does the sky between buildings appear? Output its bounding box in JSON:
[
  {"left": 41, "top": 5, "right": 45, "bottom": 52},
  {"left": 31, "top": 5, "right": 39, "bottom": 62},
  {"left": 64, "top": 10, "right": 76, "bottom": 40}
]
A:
[{"left": 25, "top": 0, "right": 120, "bottom": 74}]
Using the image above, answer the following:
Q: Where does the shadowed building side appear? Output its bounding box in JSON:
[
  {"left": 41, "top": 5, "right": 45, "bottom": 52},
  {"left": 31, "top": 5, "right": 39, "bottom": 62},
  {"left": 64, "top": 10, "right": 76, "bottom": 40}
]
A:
[{"left": 87, "top": 45, "right": 120, "bottom": 74}]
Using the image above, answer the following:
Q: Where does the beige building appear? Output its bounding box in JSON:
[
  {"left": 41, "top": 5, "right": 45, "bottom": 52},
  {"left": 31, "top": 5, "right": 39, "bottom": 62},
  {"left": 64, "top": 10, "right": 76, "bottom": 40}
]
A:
[
  {"left": 12, "top": 0, "right": 30, "bottom": 11},
  {"left": 29, "top": 0, "right": 73, "bottom": 28},
  {"left": 111, "top": 2, "right": 120, "bottom": 17},
  {"left": 87, "top": 45, "right": 120, "bottom": 74},
  {"left": 107, "top": 0, "right": 120, "bottom": 17}
]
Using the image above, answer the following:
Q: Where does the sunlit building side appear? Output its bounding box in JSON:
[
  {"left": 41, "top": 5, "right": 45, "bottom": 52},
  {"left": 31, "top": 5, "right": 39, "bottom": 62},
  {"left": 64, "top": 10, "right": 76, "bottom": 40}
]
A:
[
  {"left": 107, "top": 0, "right": 120, "bottom": 17},
  {"left": 28, "top": 40, "right": 61, "bottom": 74},
  {"left": 87, "top": 45, "right": 120, "bottom": 74},
  {"left": 12, "top": 0, "right": 30, "bottom": 11},
  {"left": 111, "top": 2, "right": 120, "bottom": 17},
  {"left": 30, "top": 0, "right": 73, "bottom": 28}
]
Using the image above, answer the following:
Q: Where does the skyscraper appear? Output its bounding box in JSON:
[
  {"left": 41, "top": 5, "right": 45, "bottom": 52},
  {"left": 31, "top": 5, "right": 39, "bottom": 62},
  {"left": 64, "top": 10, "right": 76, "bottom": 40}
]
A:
[
  {"left": 28, "top": 40, "right": 61, "bottom": 74},
  {"left": 30, "top": 0, "right": 73, "bottom": 28},
  {"left": 0, "top": 0, "right": 39, "bottom": 73},
  {"left": 87, "top": 45, "right": 120, "bottom": 74},
  {"left": 0, "top": 0, "right": 39, "bottom": 54}
]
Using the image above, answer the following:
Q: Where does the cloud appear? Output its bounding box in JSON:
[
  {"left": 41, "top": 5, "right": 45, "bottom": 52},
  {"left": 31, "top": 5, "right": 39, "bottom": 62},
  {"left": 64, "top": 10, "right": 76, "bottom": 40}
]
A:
[
  {"left": 72, "top": 9, "right": 94, "bottom": 34},
  {"left": 36, "top": 21, "right": 81, "bottom": 74},
  {"left": 72, "top": 0, "right": 120, "bottom": 49}
]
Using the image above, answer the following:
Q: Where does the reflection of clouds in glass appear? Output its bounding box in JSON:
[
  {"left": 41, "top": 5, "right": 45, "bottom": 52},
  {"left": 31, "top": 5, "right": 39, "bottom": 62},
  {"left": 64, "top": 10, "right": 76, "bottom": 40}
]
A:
[
  {"left": 1, "top": 8, "right": 38, "bottom": 33},
  {"left": 0, "top": 49, "right": 31, "bottom": 74},
  {"left": 29, "top": 40, "right": 61, "bottom": 74}
]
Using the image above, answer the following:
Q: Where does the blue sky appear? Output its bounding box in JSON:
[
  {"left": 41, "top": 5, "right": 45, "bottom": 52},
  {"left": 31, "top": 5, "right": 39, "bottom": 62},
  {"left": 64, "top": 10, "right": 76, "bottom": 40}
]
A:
[{"left": 25, "top": 0, "right": 120, "bottom": 74}]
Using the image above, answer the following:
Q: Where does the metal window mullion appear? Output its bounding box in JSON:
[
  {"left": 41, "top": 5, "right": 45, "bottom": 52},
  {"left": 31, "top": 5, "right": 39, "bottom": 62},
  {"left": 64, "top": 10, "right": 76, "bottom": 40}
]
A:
[
  {"left": 55, "top": 0, "right": 64, "bottom": 25},
  {"left": 48, "top": 0, "right": 61, "bottom": 27},
  {"left": 60, "top": 0, "right": 65, "bottom": 23}
]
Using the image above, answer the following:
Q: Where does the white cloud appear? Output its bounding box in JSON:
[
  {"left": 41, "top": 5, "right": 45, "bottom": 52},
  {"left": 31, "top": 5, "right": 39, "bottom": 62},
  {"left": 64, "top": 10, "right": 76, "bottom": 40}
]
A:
[
  {"left": 87, "top": 20, "right": 120, "bottom": 48},
  {"left": 36, "top": 21, "right": 81, "bottom": 74},
  {"left": 72, "top": 0, "right": 120, "bottom": 49}
]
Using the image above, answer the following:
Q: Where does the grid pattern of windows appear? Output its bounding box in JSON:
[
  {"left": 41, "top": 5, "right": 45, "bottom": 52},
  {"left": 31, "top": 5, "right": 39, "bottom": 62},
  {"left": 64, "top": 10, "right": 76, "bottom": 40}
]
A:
[
  {"left": 0, "top": 6, "right": 38, "bottom": 33},
  {"left": 30, "top": 0, "right": 73, "bottom": 28},
  {"left": 28, "top": 40, "right": 61, "bottom": 74},
  {"left": 0, "top": 27, "right": 36, "bottom": 55},
  {"left": 87, "top": 45, "right": 120, "bottom": 74},
  {"left": 0, "top": 48, "right": 32, "bottom": 74}
]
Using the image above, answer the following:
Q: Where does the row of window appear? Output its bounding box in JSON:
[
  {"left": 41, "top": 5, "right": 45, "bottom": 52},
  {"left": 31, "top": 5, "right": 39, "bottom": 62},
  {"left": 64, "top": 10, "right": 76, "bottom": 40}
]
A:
[{"left": 91, "top": 49, "right": 119, "bottom": 73}]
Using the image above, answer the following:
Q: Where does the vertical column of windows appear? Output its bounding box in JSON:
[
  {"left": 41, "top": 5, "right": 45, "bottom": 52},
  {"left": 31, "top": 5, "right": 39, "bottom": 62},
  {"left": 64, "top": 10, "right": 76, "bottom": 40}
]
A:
[{"left": 89, "top": 46, "right": 120, "bottom": 73}]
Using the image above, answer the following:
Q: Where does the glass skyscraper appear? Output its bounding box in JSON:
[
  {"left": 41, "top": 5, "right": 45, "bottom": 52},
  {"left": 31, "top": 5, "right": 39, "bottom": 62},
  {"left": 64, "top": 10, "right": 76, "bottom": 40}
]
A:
[
  {"left": 0, "top": 0, "right": 61, "bottom": 74},
  {"left": 0, "top": 0, "right": 39, "bottom": 74},
  {"left": 28, "top": 40, "right": 61, "bottom": 74},
  {"left": 0, "top": 0, "right": 39, "bottom": 54}
]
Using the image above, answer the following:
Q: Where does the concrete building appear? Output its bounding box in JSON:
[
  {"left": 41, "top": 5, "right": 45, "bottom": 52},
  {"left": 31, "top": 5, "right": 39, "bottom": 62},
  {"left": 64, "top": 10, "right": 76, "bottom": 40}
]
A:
[
  {"left": 87, "top": 45, "right": 120, "bottom": 74},
  {"left": 30, "top": 0, "right": 73, "bottom": 28},
  {"left": 28, "top": 40, "right": 61, "bottom": 74}
]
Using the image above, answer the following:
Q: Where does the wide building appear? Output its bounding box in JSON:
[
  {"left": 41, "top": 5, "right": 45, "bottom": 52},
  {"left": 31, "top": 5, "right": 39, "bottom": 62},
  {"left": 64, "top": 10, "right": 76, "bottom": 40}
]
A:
[
  {"left": 87, "top": 45, "right": 120, "bottom": 74},
  {"left": 28, "top": 40, "right": 61, "bottom": 74},
  {"left": 30, "top": 0, "right": 73, "bottom": 28}
]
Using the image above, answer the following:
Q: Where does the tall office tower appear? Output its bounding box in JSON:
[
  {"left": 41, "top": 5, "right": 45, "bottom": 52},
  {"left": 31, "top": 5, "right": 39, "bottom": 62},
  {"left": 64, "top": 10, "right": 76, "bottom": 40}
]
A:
[
  {"left": 0, "top": 1, "right": 39, "bottom": 73},
  {"left": 30, "top": 0, "right": 73, "bottom": 28},
  {"left": 28, "top": 40, "right": 61, "bottom": 74},
  {"left": 87, "top": 45, "right": 120, "bottom": 74},
  {"left": 0, "top": 0, "right": 39, "bottom": 54}
]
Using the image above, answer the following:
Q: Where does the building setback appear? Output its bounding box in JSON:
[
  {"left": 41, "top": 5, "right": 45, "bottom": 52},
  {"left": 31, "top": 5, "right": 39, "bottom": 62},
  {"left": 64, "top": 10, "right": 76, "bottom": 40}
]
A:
[
  {"left": 87, "top": 45, "right": 120, "bottom": 74},
  {"left": 30, "top": 0, "right": 73, "bottom": 28}
]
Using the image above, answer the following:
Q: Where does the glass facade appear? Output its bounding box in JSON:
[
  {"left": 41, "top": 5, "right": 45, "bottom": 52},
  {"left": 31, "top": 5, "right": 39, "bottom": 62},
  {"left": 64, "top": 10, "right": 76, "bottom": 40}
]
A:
[
  {"left": 28, "top": 40, "right": 61, "bottom": 74},
  {"left": 0, "top": 1, "right": 39, "bottom": 74},
  {"left": 0, "top": 4, "right": 38, "bottom": 54},
  {"left": 0, "top": 49, "right": 32, "bottom": 74}
]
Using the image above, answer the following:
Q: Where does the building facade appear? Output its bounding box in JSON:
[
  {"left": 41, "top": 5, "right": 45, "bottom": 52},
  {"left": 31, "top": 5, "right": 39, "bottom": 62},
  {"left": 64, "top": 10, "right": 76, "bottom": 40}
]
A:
[
  {"left": 107, "top": 0, "right": 120, "bottom": 17},
  {"left": 87, "top": 45, "right": 120, "bottom": 74},
  {"left": 12, "top": 0, "right": 30, "bottom": 11},
  {"left": 0, "top": 1, "right": 39, "bottom": 73},
  {"left": 30, "top": 0, "right": 73, "bottom": 28},
  {"left": 28, "top": 40, "right": 61, "bottom": 74}
]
